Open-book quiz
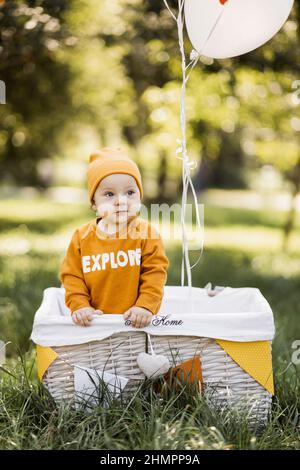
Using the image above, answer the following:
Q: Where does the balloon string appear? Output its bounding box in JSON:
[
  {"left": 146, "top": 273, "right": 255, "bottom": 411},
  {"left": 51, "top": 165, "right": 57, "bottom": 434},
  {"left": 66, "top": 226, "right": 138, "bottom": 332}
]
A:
[
  {"left": 163, "top": 0, "right": 177, "bottom": 21},
  {"left": 164, "top": 0, "right": 204, "bottom": 298},
  {"left": 147, "top": 333, "right": 155, "bottom": 356}
]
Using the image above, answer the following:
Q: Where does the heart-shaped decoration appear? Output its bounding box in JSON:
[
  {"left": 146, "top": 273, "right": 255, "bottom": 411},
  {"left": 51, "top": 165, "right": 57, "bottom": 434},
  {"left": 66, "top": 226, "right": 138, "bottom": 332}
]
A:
[{"left": 137, "top": 352, "right": 170, "bottom": 379}]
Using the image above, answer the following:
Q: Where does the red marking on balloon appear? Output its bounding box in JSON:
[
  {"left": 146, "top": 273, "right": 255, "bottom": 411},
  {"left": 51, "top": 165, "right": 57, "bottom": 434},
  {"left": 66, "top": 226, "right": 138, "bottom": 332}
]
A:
[{"left": 219, "top": 0, "right": 228, "bottom": 5}]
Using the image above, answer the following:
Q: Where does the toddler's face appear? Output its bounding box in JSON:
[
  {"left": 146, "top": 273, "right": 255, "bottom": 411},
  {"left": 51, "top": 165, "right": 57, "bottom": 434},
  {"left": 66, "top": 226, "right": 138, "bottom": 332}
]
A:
[{"left": 92, "top": 173, "right": 141, "bottom": 224}]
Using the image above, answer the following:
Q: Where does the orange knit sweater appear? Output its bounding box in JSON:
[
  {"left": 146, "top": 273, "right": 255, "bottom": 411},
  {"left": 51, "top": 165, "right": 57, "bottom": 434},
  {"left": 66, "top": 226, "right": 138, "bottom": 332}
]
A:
[{"left": 60, "top": 216, "right": 169, "bottom": 315}]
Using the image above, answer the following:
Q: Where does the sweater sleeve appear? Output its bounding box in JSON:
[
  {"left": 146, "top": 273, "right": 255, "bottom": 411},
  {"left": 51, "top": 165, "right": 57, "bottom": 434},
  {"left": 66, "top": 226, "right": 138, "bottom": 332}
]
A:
[
  {"left": 60, "top": 229, "right": 91, "bottom": 314},
  {"left": 135, "top": 225, "right": 169, "bottom": 315}
]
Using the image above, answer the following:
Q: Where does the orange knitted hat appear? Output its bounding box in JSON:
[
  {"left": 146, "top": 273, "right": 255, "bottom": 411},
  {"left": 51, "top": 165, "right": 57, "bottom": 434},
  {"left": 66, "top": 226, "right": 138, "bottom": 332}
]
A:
[{"left": 87, "top": 147, "right": 143, "bottom": 202}]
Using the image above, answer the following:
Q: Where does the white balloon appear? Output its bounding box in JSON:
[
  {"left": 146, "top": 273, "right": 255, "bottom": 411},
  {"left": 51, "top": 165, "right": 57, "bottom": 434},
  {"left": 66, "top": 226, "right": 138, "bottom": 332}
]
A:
[{"left": 184, "top": 0, "right": 294, "bottom": 59}]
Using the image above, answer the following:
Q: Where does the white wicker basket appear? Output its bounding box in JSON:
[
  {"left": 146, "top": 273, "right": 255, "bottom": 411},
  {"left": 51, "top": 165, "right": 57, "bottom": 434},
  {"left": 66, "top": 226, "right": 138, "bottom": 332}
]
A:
[
  {"left": 43, "top": 331, "right": 272, "bottom": 428},
  {"left": 149, "top": 335, "right": 272, "bottom": 429},
  {"left": 43, "top": 332, "right": 146, "bottom": 402}
]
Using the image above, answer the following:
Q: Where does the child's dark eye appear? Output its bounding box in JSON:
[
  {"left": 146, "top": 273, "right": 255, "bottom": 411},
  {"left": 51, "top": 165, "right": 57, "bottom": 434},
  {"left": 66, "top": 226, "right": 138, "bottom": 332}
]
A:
[
  {"left": 104, "top": 192, "right": 114, "bottom": 197},
  {"left": 128, "top": 190, "right": 135, "bottom": 195}
]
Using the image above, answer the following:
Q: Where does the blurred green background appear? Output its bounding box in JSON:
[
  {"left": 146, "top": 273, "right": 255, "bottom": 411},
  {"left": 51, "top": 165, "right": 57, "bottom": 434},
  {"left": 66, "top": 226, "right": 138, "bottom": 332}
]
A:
[
  {"left": 1, "top": 0, "right": 300, "bottom": 351},
  {"left": 0, "top": 0, "right": 299, "bottom": 451}
]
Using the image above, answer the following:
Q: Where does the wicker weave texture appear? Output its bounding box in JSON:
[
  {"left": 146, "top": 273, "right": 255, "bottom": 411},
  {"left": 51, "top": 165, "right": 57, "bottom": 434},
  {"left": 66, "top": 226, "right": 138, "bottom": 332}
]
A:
[
  {"left": 43, "top": 332, "right": 272, "bottom": 428},
  {"left": 149, "top": 335, "right": 272, "bottom": 428}
]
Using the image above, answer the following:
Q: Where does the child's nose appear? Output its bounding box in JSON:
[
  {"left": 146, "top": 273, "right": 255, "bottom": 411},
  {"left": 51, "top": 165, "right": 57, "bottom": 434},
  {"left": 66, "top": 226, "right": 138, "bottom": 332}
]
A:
[{"left": 116, "top": 194, "right": 128, "bottom": 205}]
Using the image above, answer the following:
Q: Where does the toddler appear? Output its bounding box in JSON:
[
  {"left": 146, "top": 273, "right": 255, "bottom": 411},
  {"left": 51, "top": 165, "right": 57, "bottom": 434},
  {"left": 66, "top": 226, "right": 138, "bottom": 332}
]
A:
[{"left": 60, "top": 147, "right": 169, "bottom": 328}]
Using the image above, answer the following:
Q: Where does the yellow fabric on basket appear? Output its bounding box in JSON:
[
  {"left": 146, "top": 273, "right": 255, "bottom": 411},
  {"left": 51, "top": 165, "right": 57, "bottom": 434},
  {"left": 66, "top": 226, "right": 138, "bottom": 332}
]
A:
[
  {"left": 35, "top": 338, "right": 274, "bottom": 396},
  {"left": 36, "top": 345, "right": 58, "bottom": 381},
  {"left": 216, "top": 339, "right": 274, "bottom": 395}
]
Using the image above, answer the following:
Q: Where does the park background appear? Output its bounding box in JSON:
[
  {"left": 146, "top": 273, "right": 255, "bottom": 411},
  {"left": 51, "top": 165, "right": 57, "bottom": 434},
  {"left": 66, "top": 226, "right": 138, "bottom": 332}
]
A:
[{"left": 0, "top": 0, "right": 299, "bottom": 450}]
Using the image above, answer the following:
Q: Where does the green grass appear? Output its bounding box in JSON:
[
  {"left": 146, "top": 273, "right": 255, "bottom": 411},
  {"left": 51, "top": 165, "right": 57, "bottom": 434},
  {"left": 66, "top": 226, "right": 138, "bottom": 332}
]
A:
[
  {"left": 0, "top": 196, "right": 299, "bottom": 449},
  {"left": 0, "top": 352, "right": 299, "bottom": 450}
]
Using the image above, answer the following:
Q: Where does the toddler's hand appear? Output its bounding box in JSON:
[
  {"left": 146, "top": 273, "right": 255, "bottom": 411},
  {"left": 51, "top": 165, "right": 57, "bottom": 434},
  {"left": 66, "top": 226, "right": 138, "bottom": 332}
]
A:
[
  {"left": 123, "top": 306, "right": 153, "bottom": 328},
  {"left": 207, "top": 290, "right": 220, "bottom": 297},
  {"left": 72, "top": 306, "right": 103, "bottom": 326}
]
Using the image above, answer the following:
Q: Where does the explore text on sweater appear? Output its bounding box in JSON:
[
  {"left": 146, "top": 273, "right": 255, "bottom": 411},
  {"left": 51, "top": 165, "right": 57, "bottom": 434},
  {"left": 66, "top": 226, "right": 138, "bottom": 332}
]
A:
[{"left": 82, "top": 248, "right": 142, "bottom": 272}]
